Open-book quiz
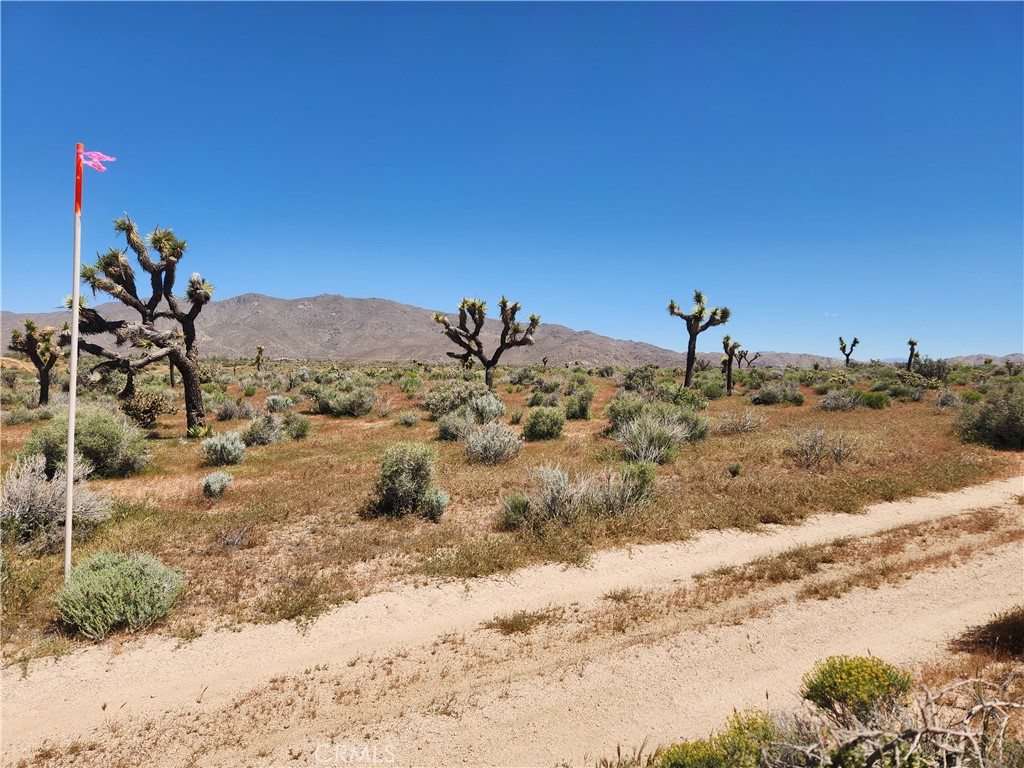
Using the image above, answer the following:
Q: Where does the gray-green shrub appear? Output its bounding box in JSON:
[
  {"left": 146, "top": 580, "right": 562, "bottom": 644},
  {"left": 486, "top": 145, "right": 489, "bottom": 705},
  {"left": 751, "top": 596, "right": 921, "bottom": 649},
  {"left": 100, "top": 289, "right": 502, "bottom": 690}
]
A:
[
  {"left": 818, "top": 389, "right": 862, "bottom": 412},
  {"left": 370, "top": 442, "right": 445, "bottom": 519},
  {"left": 264, "top": 395, "right": 294, "bottom": 413},
  {"left": 311, "top": 386, "right": 377, "bottom": 417},
  {"left": 395, "top": 410, "right": 421, "bottom": 427},
  {"left": 465, "top": 423, "right": 523, "bottom": 464},
  {"left": 436, "top": 409, "right": 474, "bottom": 441},
  {"left": 56, "top": 550, "right": 185, "bottom": 640},
  {"left": 202, "top": 471, "right": 233, "bottom": 498},
  {"left": 751, "top": 381, "right": 804, "bottom": 406},
  {"left": 241, "top": 414, "right": 283, "bottom": 446},
  {"left": 467, "top": 393, "right": 506, "bottom": 423},
  {"left": 282, "top": 412, "right": 311, "bottom": 439},
  {"left": 201, "top": 432, "right": 246, "bottom": 465},
  {"left": 23, "top": 407, "right": 150, "bottom": 478},
  {"left": 0, "top": 453, "right": 110, "bottom": 551},
  {"left": 423, "top": 380, "right": 489, "bottom": 419},
  {"left": 957, "top": 384, "right": 1024, "bottom": 450}
]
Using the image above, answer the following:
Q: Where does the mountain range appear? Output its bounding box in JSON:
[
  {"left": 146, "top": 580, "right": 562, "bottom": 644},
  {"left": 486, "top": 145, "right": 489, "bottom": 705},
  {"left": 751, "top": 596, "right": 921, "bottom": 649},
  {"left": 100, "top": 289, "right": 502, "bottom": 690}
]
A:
[{"left": 2, "top": 293, "right": 1021, "bottom": 369}]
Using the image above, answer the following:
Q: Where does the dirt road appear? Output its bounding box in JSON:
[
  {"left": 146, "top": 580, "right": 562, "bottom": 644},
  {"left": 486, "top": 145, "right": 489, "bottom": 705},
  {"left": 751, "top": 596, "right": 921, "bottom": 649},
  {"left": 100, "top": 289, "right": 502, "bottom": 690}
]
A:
[{"left": 3, "top": 475, "right": 1022, "bottom": 767}]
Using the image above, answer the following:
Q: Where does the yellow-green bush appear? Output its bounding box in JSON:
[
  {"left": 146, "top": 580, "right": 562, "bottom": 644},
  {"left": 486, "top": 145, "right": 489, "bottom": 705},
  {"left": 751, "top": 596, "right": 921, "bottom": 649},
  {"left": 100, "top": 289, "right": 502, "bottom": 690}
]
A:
[
  {"left": 657, "top": 711, "right": 777, "bottom": 768},
  {"left": 800, "top": 655, "right": 912, "bottom": 726}
]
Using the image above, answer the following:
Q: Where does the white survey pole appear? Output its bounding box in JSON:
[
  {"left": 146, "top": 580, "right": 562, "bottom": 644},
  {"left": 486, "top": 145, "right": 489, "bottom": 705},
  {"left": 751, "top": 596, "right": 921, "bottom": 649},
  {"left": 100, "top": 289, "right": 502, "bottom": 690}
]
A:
[{"left": 64, "top": 142, "right": 84, "bottom": 582}]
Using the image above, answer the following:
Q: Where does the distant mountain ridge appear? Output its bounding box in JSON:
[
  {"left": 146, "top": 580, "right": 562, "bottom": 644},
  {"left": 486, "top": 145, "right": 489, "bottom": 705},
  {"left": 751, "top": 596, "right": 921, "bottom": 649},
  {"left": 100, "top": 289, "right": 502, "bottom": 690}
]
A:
[{"left": 2, "top": 293, "right": 1021, "bottom": 368}]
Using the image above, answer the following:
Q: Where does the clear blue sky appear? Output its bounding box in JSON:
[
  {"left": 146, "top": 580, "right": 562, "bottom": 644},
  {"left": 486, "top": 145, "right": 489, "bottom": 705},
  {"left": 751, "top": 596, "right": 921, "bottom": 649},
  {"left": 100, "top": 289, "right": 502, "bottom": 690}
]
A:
[{"left": 2, "top": 2, "right": 1021, "bottom": 360}]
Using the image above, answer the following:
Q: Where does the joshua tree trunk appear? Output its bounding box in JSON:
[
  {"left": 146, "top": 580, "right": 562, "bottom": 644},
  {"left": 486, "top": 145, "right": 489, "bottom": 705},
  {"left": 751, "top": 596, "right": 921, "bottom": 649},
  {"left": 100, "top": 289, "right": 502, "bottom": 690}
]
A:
[
  {"left": 38, "top": 366, "right": 53, "bottom": 406},
  {"left": 169, "top": 359, "right": 177, "bottom": 387},
  {"left": 685, "top": 335, "right": 699, "bottom": 388},
  {"left": 906, "top": 339, "right": 918, "bottom": 372},
  {"left": 174, "top": 354, "right": 206, "bottom": 431}
]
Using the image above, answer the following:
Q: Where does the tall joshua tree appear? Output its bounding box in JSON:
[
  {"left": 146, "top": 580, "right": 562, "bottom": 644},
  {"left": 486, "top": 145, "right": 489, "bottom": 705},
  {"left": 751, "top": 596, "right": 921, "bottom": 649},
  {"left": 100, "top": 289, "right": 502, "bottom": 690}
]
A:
[
  {"left": 721, "top": 335, "right": 741, "bottom": 396},
  {"left": 433, "top": 297, "right": 540, "bottom": 390},
  {"left": 8, "top": 319, "right": 65, "bottom": 405},
  {"left": 254, "top": 345, "right": 265, "bottom": 373},
  {"left": 76, "top": 214, "right": 213, "bottom": 431},
  {"left": 668, "top": 290, "right": 731, "bottom": 387},
  {"left": 736, "top": 350, "right": 761, "bottom": 369},
  {"left": 838, "top": 336, "right": 859, "bottom": 367},
  {"left": 906, "top": 339, "right": 918, "bottom": 372}
]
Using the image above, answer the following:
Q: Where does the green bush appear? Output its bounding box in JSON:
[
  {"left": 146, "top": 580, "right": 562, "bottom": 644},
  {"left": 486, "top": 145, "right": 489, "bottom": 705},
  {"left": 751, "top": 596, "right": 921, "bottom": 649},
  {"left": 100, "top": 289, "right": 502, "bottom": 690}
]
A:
[
  {"left": 23, "top": 407, "right": 150, "bottom": 478},
  {"left": 522, "top": 407, "right": 565, "bottom": 440},
  {"left": 423, "top": 380, "right": 489, "bottom": 419},
  {"left": 605, "top": 391, "right": 646, "bottom": 433},
  {"left": 311, "top": 386, "right": 377, "bottom": 417},
  {"left": 119, "top": 390, "right": 177, "bottom": 427},
  {"left": 436, "top": 409, "right": 474, "bottom": 441},
  {"left": 201, "top": 432, "right": 246, "bottom": 465},
  {"left": 565, "top": 390, "right": 593, "bottom": 420},
  {"left": 800, "top": 655, "right": 912, "bottom": 726},
  {"left": 961, "top": 389, "right": 984, "bottom": 403},
  {"left": 282, "top": 412, "right": 311, "bottom": 439},
  {"left": 657, "top": 711, "right": 778, "bottom": 768},
  {"left": 467, "top": 393, "right": 506, "bottom": 424},
  {"left": 56, "top": 550, "right": 185, "bottom": 640},
  {"left": 750, "top": 382, "right": 804, "bottom": 406},
  {"left": 243, "top": 385, "right": 258, "bottom": 397},
  {"left": 370, "top": 442, "right": 445, "bottom": 519},
  {"left": 957, "top": 384, "right": 1024, "bottom": 450},
  {"left": 623, "top": 364, "right": 658, "bottom": 393},
  {"left": 859, "top": 391, "right": 891, "bottom": 409},
  {"left": 394, "top": 410, "right": 421, "bottom": 427},
  {"left": 819, "top": 389, "right": 862, "bottom": 412}
]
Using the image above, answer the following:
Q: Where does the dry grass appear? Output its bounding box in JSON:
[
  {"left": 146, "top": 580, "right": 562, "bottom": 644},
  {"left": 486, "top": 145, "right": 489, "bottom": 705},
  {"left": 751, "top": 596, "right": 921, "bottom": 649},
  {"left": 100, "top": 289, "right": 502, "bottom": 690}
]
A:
[{"left": 2, "top": 362, "right": 1021, "bottom": 661}]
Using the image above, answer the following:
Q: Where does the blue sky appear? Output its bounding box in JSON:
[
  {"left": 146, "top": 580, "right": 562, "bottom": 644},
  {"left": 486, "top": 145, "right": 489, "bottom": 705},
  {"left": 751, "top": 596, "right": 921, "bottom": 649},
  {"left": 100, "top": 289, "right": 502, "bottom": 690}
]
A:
[{"left": 2, "top": 2, "right": 1021, "bottom": 360}]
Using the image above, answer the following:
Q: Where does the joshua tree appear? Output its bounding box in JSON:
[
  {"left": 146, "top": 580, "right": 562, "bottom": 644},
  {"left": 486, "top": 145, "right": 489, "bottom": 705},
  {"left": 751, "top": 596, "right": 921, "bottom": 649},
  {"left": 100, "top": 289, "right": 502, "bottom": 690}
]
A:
[
  {"left": 838, "top": 336, "right": 859, "bottom": 367},
  {"left": 721, "top": 335, "right": 741, "bottom": 396},
  {"left": 906, "top": 339, "right": 918, "bottom": 372},
  {"left": 8, "top": 319, "right": 65, "bottom": 405},
  {"left": 255, "top": 345, "right": 265, "bottom": 373},
  {"left": 76, "top": 214, "right": 213, "bottom": 431},
  {"left": 433, "top": 297, "right": 540, "bottom": 390},
  {"left": 736, "top": 350, "right": 761, "bottom": 369},
  {"left": 668, "top": 290, "right": 731, "bottom": 387}
]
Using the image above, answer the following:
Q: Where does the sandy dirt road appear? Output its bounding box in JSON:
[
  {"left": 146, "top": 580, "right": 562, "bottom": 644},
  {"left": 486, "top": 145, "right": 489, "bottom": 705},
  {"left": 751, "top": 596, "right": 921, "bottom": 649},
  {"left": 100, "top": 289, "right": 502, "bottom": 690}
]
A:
[{"left": 2, "top": 476, "right": 1022, "bottom": 766}]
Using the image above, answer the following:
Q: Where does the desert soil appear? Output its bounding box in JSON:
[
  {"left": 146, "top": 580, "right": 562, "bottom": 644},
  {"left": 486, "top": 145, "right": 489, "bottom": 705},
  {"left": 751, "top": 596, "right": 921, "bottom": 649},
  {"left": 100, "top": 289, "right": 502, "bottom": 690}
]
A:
[{"left": 2, "top": 476, "right": 1022, "bottom": 767}]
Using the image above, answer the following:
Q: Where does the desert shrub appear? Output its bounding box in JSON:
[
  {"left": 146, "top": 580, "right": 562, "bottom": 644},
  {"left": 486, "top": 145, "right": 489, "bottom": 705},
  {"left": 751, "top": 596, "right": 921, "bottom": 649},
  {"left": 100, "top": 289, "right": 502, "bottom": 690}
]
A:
[
  {"left": 467, "top": 393, "right": 506, "bottom": 424},
  {"left": 214, "top": 398, "right": 256, "bottom": 421},
  {"left": 2, "top": 406, "right": 37, "bottom": 426},
  {"left": 0, "top": 454, "right": 110, "bottom": 550},
  {"left": 526, "top": 391, "right": 545, "bottom": 407},
  {"left": 509, "top": 409, "right": 523, "bottom": 425},
  {"left": 565, "top": 390, "right": 593, "bottom": 420},
  {"left": 788, "top": 428, "right": 856, "bottom": 469},
  {"left": 716, "top": 410, "right": 767, "bottom": 434},
  {"left": 657, "top": 711, "right": 777, "bottom": 768},
  {"left": 800, "top": 655, "right": 912, "bottom": 726},
  {"left": 616, "top": 411, "right": 692, "bottom": 464},
  {"left": 56, "top": 550, "right": 185, "bottom": 640},
  {"left": 395, "top": 410, "right": 421, "bottom": 427},
  {"left": 436, "top": 409, "right": 474, "bottom": 441},
  {"left": 398, "top": 372, "right": 423, "bottom": 397},
  {"left": 698, "top": 378, "right": 724, "bottom": 400},
  {"left": 419, "top": 487, "right": 449, "bottom": 523},
  {"left": 935, "top": 388, "right": 961, "bottom": 409},
  {"left": 961, "top": 389, "right": 984, "bottom": 403},
  {"left": 282, "top": 412, "right": 311, "bottom": 439},
  {"left": 819, "top": 389, "right": 862, "bottom": 412},
  {"left": 507, "top": 367, "right": 537, "bottom": 386},
  {"left": 604, "top": 391, "right": 647, "bottom": 434},
  {"left": 423, "top": 380, "right": 489, "bottom": 419},
  {"left": 264, "top": 395, "right": 294, "bottom": 413},
  {"left": 466, "top": 422, "right": 523, "bottom": 464},
  {"left": 656, "top": 380, "right": 704, "bottom": 408},
  {"left": 370, "top": 442, "right": 445, "bottom": 519},
  {"left": 914, "top": 355, "right": 951, "bottom": 382},
  {"left": 201, "top": 432, "right": 246, "bottom": 465},
  {"left": 623, "top": 364, "right": 658, "bottom": 393},
  {"left": 957, "top": 384, "right": 1024, "bottom": 450},
  {"left": 750, "top": 381, "right": 804, "bottom": 406},
  {"left": 23, "top": 407, "right": 150, "bottom": 478},
  {"left": 595, "top": 365, "right": 615, "bottom": 378},
  {"left": 119, "top": 390, "right": 177, "bottom": 427},
  {"left": 859, "top": 391, "right": 890, "bottom": 409},
  {"left": 532, "top": 377, "right": 561, "bottom": 394},
  {"left": 311, "top": 386, "right": 377, "bottom": 417},
  {"left": 242, "top": 385, "right": 258, "bottom": 397},
  {"left": 241, "top": 414, "right": 282, "bottom": 446},
  {"left": 202, "top": 471, "right": 233, "bottom": 499},
  {"left": 522, "top": 407, "right": 565, "bottom": 440},
  {"left": 502, "top": 464, "right": 655, "bottom": 533}
]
